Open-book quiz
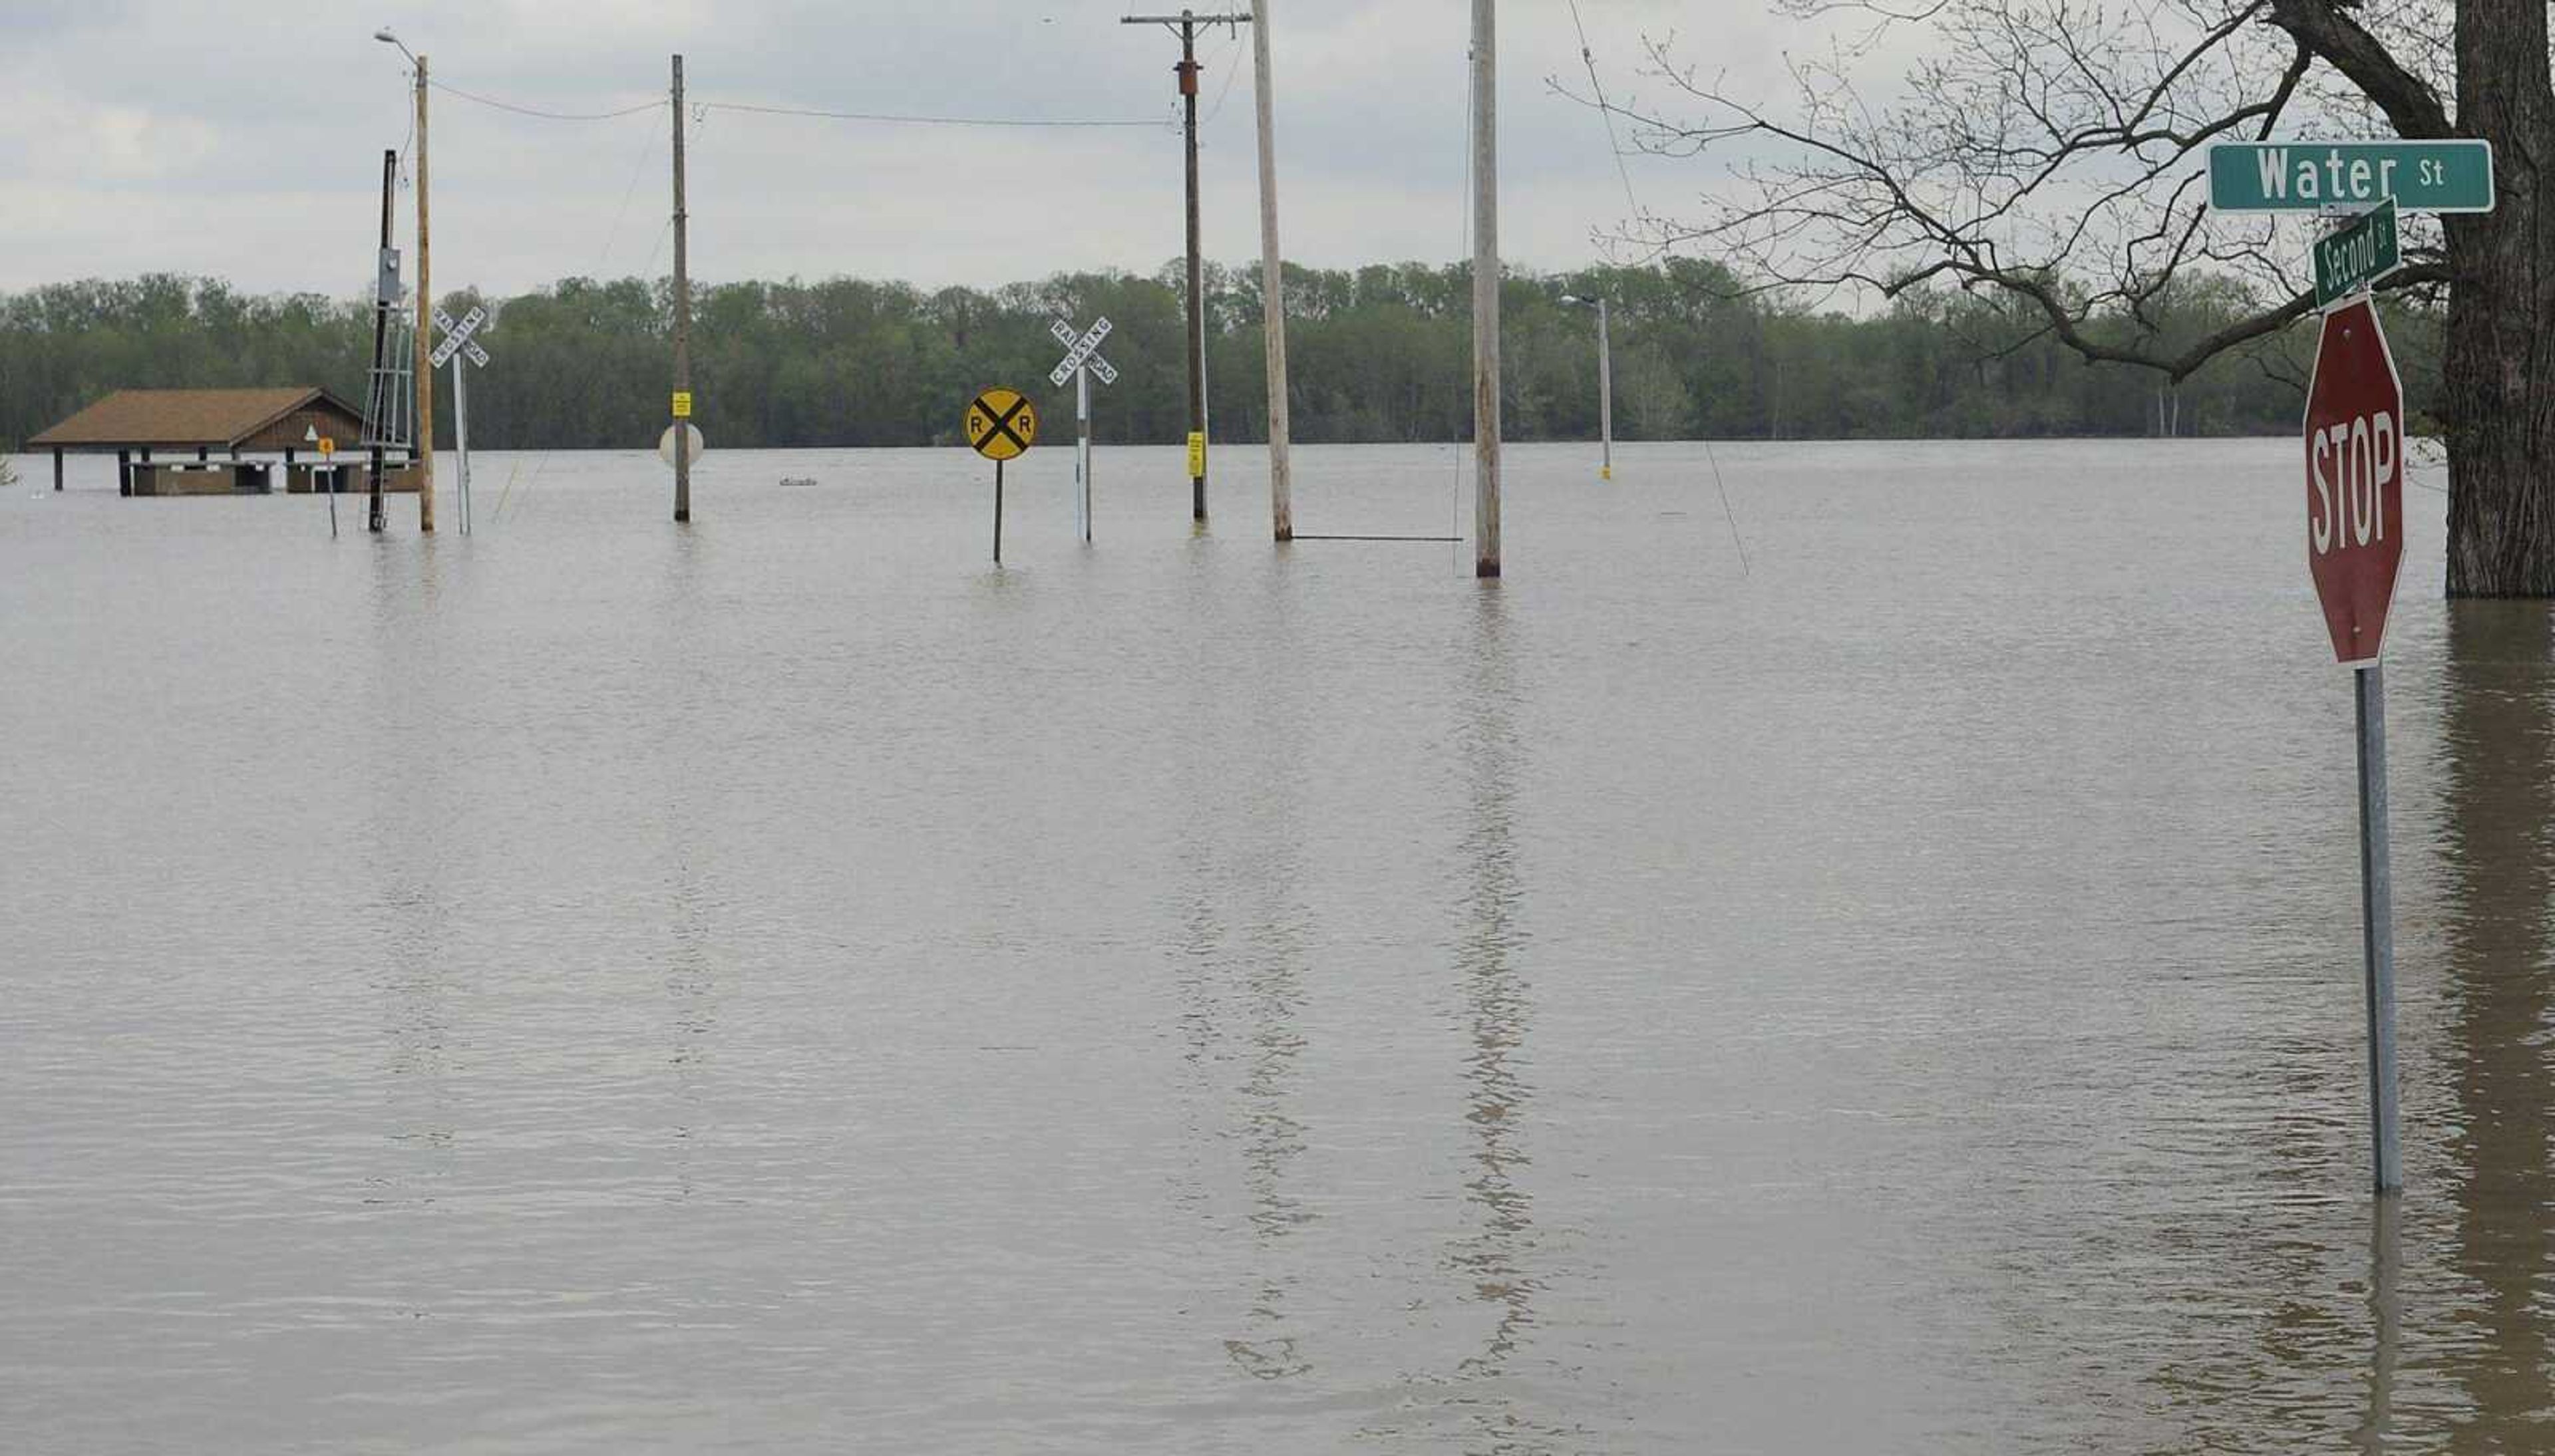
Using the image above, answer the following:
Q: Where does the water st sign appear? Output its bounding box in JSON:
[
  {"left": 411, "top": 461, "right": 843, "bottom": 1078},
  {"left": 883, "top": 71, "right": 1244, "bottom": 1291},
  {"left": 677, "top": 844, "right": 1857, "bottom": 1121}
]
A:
[
  {"left": 2315, "top": 199, "right": 2402, "bottom": 309},
  {"left": 2303, "top": 298, "right": 2406, "bottom": 666},
  {"left": 2208, "top": 140, "right": 2494, "bottom": 214}
]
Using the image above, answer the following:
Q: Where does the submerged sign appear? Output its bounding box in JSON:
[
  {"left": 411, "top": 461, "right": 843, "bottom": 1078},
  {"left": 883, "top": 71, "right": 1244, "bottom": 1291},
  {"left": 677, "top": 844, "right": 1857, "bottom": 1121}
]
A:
[{"left": 2209, "top": 140, "right": 2494, "bottom": 214}]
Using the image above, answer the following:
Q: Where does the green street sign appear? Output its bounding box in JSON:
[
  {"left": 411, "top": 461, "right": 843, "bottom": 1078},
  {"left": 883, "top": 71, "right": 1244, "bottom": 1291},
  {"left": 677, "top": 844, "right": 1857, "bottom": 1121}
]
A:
[
  {"left": 2315, "top": 198, "right": 2402, "bottom": 309},
  {"left": 2208, "top": 140, "right": 2494, "bottom": 214}
]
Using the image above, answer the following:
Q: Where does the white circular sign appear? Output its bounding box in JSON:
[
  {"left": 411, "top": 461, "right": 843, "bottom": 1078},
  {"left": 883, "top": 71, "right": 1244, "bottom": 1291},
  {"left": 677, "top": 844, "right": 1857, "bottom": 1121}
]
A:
[{"left": 657, "top": 423, "right": 705, "bottom": 470}]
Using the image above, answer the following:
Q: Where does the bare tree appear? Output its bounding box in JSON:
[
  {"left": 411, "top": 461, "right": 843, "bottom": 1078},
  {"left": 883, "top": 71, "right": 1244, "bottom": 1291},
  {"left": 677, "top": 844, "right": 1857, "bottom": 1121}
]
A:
[{"left": 1608, "top": 0, "right": 2550, "bottom": 597}]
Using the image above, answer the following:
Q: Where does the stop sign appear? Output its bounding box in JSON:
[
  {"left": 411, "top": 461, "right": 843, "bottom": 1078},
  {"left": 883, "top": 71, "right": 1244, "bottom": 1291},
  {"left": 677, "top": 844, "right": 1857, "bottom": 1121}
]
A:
[{"left": 2303, "top": 297, "right": 2405, "bottom": 666}]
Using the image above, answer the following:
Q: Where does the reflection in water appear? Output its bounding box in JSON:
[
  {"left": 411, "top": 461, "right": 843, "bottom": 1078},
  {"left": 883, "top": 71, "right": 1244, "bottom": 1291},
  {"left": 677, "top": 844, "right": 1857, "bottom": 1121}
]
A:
[
  {"left": 2437, "top": 603, "right": 2555, "bottom": 1453},
  {"left": 2352, "top": 1196, "right": 2400, "bottom": 1455},
  {"left": 1168, "top": 551, "right": 1315, "bottom": 1381},
  {"left": 367, "top": 544, "right": 456, "bottom": 1203},
  {"left": 1443, "top": 587, "right": 1558, "bottom": 1449},
  {"left": 657, "top": 528, "right": 722, "bottom": 1193}
]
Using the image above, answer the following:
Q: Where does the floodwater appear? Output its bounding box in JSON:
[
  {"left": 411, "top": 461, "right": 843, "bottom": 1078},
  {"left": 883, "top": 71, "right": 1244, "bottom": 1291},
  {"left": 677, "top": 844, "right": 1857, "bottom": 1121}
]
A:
[{"left": 1, "top": 438, "right": 2549, "bottom": 1453}]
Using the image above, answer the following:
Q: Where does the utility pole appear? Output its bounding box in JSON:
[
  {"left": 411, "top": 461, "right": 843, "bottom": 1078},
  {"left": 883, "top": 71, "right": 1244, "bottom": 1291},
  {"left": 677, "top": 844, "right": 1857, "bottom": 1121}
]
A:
[
  {"left": 1596, "top": 296, "right": 1612, "bottom": 480},
  {"left": 1562, "top": 292, "right": 1612, "bottom": 478},
  {"left": 369, "top": 148, "right": 396, "bottom": 535},
  {"left": 1252, "top": 0, "right": 1291, "bottom": 541},
  {"left": 413, "top": 53, "right": 435, "bottom": 533},
  {"left": 1125, "top": 9, "right": 1251, "bottom": 524},
  {"left": 672, "top": 53, "right": 693, "bottom": 525},
  {"left": 1470, "top": 0, "right": 1500, "bottom": 577}
]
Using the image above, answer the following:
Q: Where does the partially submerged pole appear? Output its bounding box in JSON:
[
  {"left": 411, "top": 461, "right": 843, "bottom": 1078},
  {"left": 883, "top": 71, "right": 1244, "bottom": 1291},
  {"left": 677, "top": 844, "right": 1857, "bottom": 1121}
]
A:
[
  {"left": 1596, "top": 296, "right": 1613, "bottom": 481},
  {"left": 368, "top": 148, "right": 395, "bottom": 535},
  {"left": 1077, "top": 365, "right": 1093, "bottom": 541},
  {"left": 1124, "top": 10, "right": 1252, "bottom": 523},
  {"left": 453, "top": 353, "right": 472, "bottom": 535},
  {"left": 1470, "top": 0, "right": 1501, "bottom": 577},
  {"left": 414, "top": 53, "right": 434, "bottom": 533},
  {"left": 672, "top": 53, "right": 694, "bottom": 525},
  {"left": 1252, "top": 0, "right": 1291, "bottom": 541},
  {"left": 2357, "top": 662, "right": 2403, "bottom": 1192},
  {"left": 1181, "top": 15, "right": 1206, "bottom": 523}
]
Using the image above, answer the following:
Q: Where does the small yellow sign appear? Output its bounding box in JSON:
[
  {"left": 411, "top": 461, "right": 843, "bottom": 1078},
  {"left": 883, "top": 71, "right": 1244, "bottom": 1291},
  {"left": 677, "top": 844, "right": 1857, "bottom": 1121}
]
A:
[
  {"left": 1186, "top": 431, "right": 1206, "bottom": 478},
  {"left": 965, "top": 388, "right": 1038, "bottom": 462},
  {"left": 317, "top": 436, "right": 336, "bottom": 459},
  {"left": 672, "top": 391, "right": 694, "bottom": 419}
]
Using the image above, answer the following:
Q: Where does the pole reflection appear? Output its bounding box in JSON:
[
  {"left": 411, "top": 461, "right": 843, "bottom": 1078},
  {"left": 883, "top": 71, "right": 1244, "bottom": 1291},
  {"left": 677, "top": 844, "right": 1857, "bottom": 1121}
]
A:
[
  {"left": 1167, "top": 551, "right": 1315, "bottom": 1381},
  {"left": 657, "top": 526, "right": 722, "bottom": 1194},
  {"left": 367, "top": 543, "right": 454, "bottom": 1200},
  {"left": 2350, "top": 1195, "right": 2400, "bottom": 1455},
  {"left": 1443, "top": 586, "right": 1562, "bottom": 1451},
  {"left": 2436, "top": 601, "right": 2555, "bottom": 1453}
]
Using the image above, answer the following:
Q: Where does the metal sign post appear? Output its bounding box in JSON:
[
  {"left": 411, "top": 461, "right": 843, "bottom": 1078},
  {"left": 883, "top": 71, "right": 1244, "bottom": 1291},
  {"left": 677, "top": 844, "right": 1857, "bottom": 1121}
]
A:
[
  {"left": 308, "top": 426, "right": 337, "bottom": 538},
  {"left": 2212, "top": 139, "right": 2497, "bottom": 1198},
  {"left": 1049, "top": 316, "right": 1117, "bottom": 541},
  {"left": 431, "top": 306, "right": 490, "bottom": 535},
  {"left": 2304, "top": 295, "right": 2410, "bottom": 1194},
  {"left": 965, "top": 387, "right": 1038, "bottom": 564}
]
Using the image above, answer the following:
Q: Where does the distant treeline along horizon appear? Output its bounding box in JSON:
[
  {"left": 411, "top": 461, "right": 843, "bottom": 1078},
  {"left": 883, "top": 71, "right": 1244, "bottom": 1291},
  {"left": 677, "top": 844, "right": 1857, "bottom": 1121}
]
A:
[{"left": 0, "top": 259, "right": 2443, "bottom": 452}]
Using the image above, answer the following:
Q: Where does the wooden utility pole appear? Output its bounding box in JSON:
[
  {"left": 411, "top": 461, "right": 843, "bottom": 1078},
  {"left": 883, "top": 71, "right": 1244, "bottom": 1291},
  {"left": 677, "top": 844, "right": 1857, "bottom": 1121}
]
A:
[
  {"left": 414, "top": 53, "right": 435, "bottom": 533},
  {"left": 1470, "top": 0, "right": 1500, "bottom": 577},
  {"left": 672, "top": 53, "right": 693, "bottom": 524},
  {"left": 1125, "top": 9, "right": 1251, "bottom": 523},
  {"left": 369, "top": 148, "right": 397, "bottom": 535},
  {"left": 1252, "top": 0, "right": 1291, "bottom": 541}
]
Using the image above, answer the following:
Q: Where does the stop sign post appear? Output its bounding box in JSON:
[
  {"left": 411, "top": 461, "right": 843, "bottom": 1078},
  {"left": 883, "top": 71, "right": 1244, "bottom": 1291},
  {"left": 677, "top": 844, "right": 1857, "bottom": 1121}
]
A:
[{"left": 2305, "top": 293, "right": 2406, "bottom": 1195}]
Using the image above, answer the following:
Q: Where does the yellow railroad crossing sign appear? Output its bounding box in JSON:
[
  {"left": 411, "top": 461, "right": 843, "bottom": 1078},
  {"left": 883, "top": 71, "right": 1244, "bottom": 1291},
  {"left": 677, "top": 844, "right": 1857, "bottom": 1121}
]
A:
[{"left": 965, "top": 388, "right": 1037, "bottom": 462}]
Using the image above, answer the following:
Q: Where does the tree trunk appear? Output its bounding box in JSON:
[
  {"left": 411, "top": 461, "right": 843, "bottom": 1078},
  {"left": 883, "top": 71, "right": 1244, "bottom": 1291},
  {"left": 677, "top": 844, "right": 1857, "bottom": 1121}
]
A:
[{"left": 2445, "top": 0, "right": 2555, "bottom": 596}]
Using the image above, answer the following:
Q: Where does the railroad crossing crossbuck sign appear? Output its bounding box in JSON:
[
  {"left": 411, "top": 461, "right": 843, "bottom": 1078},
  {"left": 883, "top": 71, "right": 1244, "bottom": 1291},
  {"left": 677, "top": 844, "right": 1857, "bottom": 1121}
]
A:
[
  {"left": 430, "top": 305, "right": 489, "bottom": 370},
  {"left": 1049, "top": 317, "right": 1117, "bottom": 388},
  {"left": 966, "top": 388, "right": 1038, "bottom": 461},
  {"left": 431, "top": 306, "right": 492, "bottom": 535}
]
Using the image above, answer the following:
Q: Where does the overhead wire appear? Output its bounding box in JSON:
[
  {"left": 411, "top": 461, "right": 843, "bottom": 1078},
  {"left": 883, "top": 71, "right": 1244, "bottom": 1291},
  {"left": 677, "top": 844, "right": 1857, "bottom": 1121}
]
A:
[
  {"left": 493, "top": 97, "right": 685, "bottom": 524},
  {"left": 695, "top": 99, "right": 1167, "bottom": 129},
  {"left": 1565, "top": 0, "right": 1642, "bottom": 220},
  {"left": 1199, "top": 31, "right": 1252, "bottom": 125},
  {"left": 430, "top": 79, "right": 667, "bottom": 122},
  {"left": 1562, "top": 0, "right": 1751, "bottom": 578}
]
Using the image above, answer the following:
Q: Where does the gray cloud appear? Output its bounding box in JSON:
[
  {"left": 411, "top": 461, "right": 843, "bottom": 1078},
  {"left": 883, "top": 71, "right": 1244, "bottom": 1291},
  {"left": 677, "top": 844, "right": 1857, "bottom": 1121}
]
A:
[{"left": 0, "top": 0, "right": 1780, "bottom": 295}]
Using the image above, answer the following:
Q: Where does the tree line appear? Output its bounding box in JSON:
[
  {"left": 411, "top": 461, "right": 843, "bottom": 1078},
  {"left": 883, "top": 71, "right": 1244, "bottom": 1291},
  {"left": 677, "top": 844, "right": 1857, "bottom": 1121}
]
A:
[{"left": 0, "top": 261, "right": 2442, "bottom": 452}]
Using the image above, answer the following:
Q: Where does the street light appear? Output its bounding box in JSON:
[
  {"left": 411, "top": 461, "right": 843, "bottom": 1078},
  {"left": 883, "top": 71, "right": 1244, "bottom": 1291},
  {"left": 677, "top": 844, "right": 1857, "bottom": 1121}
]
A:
[
  {"left": 373, "top": 27, "right": 416, "bottom": 64},
  {"left": 1560, "top": 294, "right": 1614, "bottom": 480}
]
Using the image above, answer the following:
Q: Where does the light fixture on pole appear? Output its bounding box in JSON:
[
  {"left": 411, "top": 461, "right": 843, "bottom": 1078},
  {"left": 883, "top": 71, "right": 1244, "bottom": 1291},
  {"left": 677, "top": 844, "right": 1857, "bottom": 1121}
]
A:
[{"left": 1561, "top": 294, "right": 1614, "bottom": 481}]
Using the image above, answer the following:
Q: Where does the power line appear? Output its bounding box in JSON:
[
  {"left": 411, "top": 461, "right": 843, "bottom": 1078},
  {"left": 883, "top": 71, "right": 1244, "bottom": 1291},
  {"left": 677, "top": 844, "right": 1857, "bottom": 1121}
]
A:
[
  {"left": 1200, "top": 33, "right": 1250, "bottom": 124},
  {"left": 1565, "top": 0, "right": 1640, "bottom": 218},
  {"left": 430, "top": 78, "right": 666, "bottom": 122},
  {"left": 1562, "top": 0, "right": 1751, "bottom": 578},
  {"left": 697, "top": 99, "right": 1168, "bottom": 129}
]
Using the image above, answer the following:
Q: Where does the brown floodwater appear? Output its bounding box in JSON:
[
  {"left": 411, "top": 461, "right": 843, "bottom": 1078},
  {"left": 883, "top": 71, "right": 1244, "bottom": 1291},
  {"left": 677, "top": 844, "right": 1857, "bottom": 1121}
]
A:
[{"left": 1, "top": 439, "right": 2548, "bottom": 1453}]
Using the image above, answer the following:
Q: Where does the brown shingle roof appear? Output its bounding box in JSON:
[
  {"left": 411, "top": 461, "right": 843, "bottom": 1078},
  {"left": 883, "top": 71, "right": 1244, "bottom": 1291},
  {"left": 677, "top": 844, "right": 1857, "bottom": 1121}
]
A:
[{"left": 30, "top": 388, "right": 363, "bottom": 450}]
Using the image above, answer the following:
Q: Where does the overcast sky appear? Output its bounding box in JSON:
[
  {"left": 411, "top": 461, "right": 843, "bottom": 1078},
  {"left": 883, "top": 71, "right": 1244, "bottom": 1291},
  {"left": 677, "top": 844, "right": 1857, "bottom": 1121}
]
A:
[{"left": 0, "top": 0, "right": 1808, "bottom": 298}]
